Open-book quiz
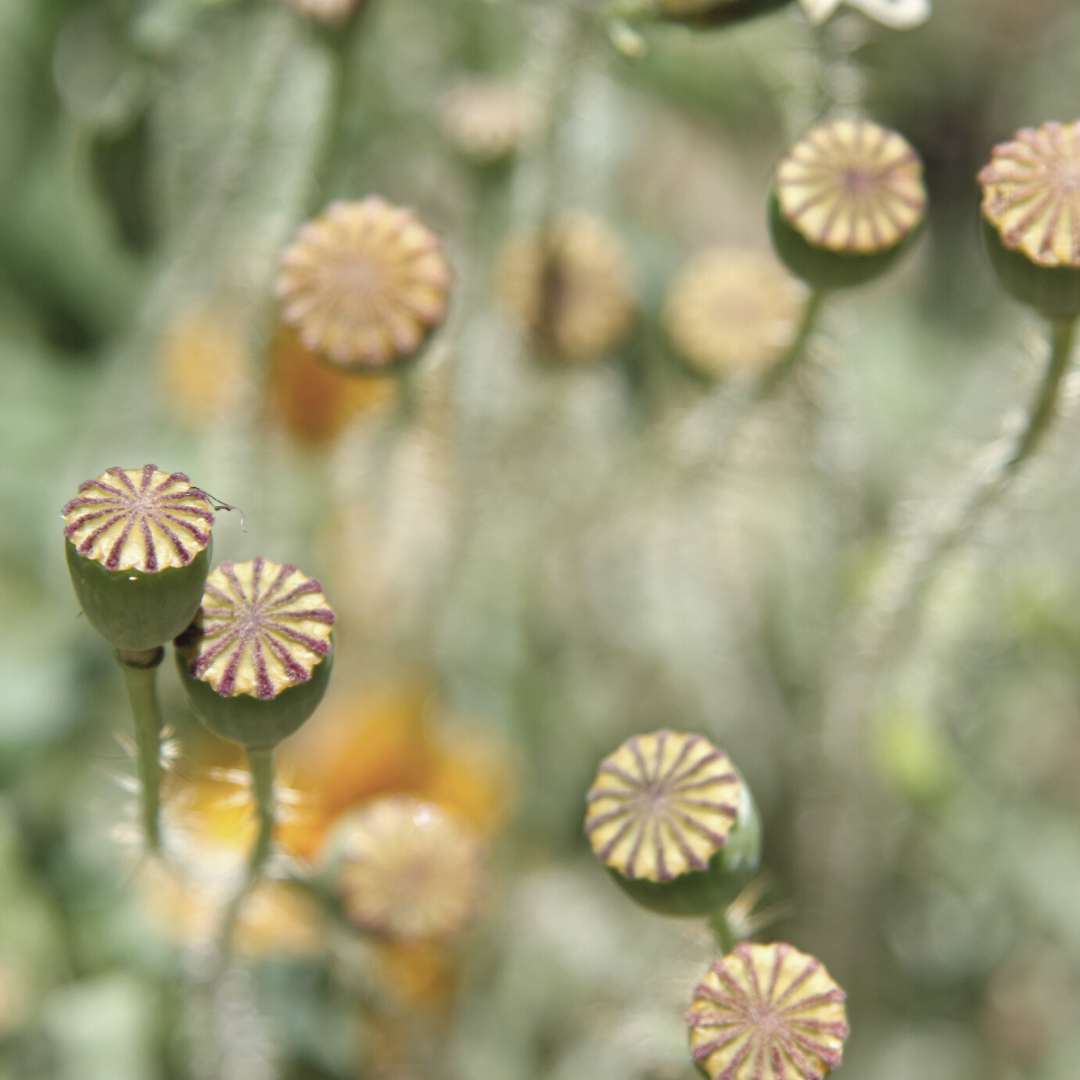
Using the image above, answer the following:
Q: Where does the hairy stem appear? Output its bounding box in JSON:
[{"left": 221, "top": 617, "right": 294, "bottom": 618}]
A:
[
  {"left": 864, "top": 315, "right": 1077, "bottom": 662},
  {"left": 116, "top": 647, "right": 165, "bottom": 854},
  {"left": 218, "top": 748, "right": 276, "bottom": 959},
  {"left": 754, "top": 289, "right": 828, "bottom": 402}
]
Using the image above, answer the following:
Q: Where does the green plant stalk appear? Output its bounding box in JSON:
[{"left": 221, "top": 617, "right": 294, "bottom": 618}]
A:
[
  {"left": 700, "top": 290, "right": 827, "bottom": 472},
  {"left": 707, "top": 908, "right": 741, "bottom": 955},
  {"left": 1004, "top": 317, "right": 1076, "bottom": 471},
  {"left": 866, "top": 314, "right": 1077, "bottom": 662},
  {"left": 753, "top": 289, "right": 827, "bottom": 403},
  {"left": 218, "top": 748, "right": 276, "bottom": 958},
  {"left": 116, "top": 647, "right": 165, "bottom": 854},
  {"left": 247, "top": 747, "right": 276, "bottom": 877}
]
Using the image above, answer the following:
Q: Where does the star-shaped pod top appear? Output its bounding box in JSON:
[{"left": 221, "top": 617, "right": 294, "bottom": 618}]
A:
[
  {"left": 977, "top": 121, "right": 1080, "bottom": 318},
  {"left": 175, "top": 559, "right": 336, "bottom": 749},
  {"left": 771, "top": 120, "right": 926, "bottom": 291},
  {"left": 586, "top": 730, "right": 741, "bottom": 882},
  {"left": 63, "top": 466, "right": 215, "bottom": 652},
  {"left": 686, "top": 942, "right": 850, "bottom": 1080},
  {"left": 180, "top": 559, "right": 334, "bottom": 700},
  {"left": 276, "top": 197, "right": 452, "bottom": 370},
  {"left": 979, "top": 122, "right": 1080, "bottom": 269},
  {"left": 777, "top": 119, "right": 926, "bottom": 256},
  {"left": 63, "top": 465, "right": 213, "bottom": 572}
]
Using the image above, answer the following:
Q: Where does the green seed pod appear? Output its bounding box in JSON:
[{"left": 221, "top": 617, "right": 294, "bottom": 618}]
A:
[
  {"left": 978, "top": 122, "right": 1080, "bottom": 320},
  {"left": 584, "top": 730, "right": 762, "bottom": 918},
  {"left": 174, "top": 558, "right": 336, "bottom": 750},
  {"left": 770, "top": 119, "right": 927, "bottom": 292},
  {"left": 655, "top": 0, "right": 791, "bottom": 29},
  {"left": 62, "top": 466, "right": 215, "bottom": 653}
]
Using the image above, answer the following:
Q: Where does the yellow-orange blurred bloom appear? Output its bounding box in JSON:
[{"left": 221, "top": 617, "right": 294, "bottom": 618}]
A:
[
  {"left": 159, "top": 307, "right": 248, "bottom": 425},
  {"left": 268, "top": 327, "right": 397, "bottom": 445}
]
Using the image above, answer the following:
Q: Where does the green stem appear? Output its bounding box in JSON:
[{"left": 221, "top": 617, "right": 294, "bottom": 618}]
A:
[
  {"left": 707, "top": 908, "right": 741, "bottom": 955},
  {"left": 247, "top": 747, "right": 276, "bottom": 877},
  {"left": 116, "top": 647, "right": 165, "bottom": 855},
  {"left": 862, "top": 314, "right": 1077, "bottom": 662},
  {"left": 700, "top": 290, "right": 827, "bottom": 473},
  {"left": 753, "top": 289, "right": 827, "bottom": 403},
  {"left": 217, "top": 747, "right": 276, "bottom": 959},
  {"left": 1004, "top": 316, "right": 1076, "bottom": 472}
]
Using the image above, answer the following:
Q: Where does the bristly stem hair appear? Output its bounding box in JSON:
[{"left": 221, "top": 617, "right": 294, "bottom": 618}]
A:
[
  {"left": 217, "top": 748, "right": 277, "bottom": 961},
  {"left": 861, "top": 314, "right": 1077, "bottom": 665}
]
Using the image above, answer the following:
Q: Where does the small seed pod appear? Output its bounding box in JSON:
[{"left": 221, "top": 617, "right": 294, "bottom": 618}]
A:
[
  {"left": 62, "top": 466, "right": 214, "bottom": 652},
  {"left": 324, "top": 795, "right": 485, "bottom": 941},
  {"left": 664, "top": 248, "right": 810, "bottom": 378},
  {"left": 439, "top": 79, "right": 541, "bottom": 164},
  {"left": 655, "top": 0, "right": 792, "bottom": 30},
  {"left": 978, "top": 121, "right": 1080, "bottom": 320},
  {"left": 686, "top": 942, "right": 849, "bottom": 1080},
  {"left": 585, "top": 731, "right": 761, "bottom": 917},
  {"left": 770, "top": 118, "right": 927, "bottom": 291},
  {"left": 175, "top": 558, "right": 336, "bottom": 750},
  {"left": 498, "top": 211, "right": 635, "bottom": 364},
  {"left": 277, "top": 197, "right": 452, "bottom": 371}
]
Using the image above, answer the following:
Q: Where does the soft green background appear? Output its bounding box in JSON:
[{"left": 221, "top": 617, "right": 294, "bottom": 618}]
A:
[{"left": 4, "top": 0, "right": 1080, "bottom": 1078}]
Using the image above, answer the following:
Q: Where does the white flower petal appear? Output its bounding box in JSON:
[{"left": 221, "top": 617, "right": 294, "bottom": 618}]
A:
[
  {"left": 799, "top": 0, "right": 931, "bottom": 28},
  {"left": 846, "top": 0, "right": 931, "bottom": 28}
]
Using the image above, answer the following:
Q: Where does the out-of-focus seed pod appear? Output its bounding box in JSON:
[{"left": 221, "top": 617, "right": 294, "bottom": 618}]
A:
[
  {"left": 979, "top": 121, "right": 1080, "bottom": 320},
  {"left": 175, "top": 558, "right": 335, "bottom": 750},
  {"left": 656, "top": 0, "right": 792, "bottom": 30},
  {"left": 439, "top": 79, "right": 541, "bottom": 164},
  {"left": 268, "top": 327, "right": 397, "bottom": 446},
  {"left": 277, "top": 198, "right": 452, "bottom": 371},
  {"left": 585, "top": 730, "right": 761, "bottom": 917},
  {"left": 324, "top": 795, "right": 485, "bottom": 941},
  {"left": 686, "top": 942, "right": 850, "bottom": 1080},
  {"left": 498, "top": 212, "right": 635, "bottom": 363},
  {"left": 770, "top": 118, "right": 927, "bottom": 291},
  {"left": 664, "top": 248, "right": 810, "bottom": 378},
  {"left": 284, "top": 0, "right": 367, "bottom": 25},
  {"left": 63, "top": 466, "right": 214, "bottom": 652}
]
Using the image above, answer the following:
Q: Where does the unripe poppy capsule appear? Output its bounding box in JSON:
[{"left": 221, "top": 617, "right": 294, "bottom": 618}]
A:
[
  {"left": 979, "top": 121, "right": 1080, "bottom": 320},
  {"left": 585, "top": 731, "right": 762, "bottom": 918},
  {"left": 62, "top": 466, "right": 214, "bottom": 653},
  {"left": 174, "top": 558, "right": 336, "bottom": 750},
  {"left": 770, "top": 119, "right": 927, "bottom": 292}
]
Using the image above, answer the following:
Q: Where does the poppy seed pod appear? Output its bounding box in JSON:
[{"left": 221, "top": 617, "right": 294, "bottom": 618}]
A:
[
  {"left": 664, "top": 248, "right": 810, "bottom": 378},
  {"left": 62, "top": 466, "right": 214, "bottom": 653},
  {"left": 175, "top": 558, "right": 336, "bottom": 750},
  {"left": 979, "top": 121, "right": 1080, "bottom": 320},
  {"left": 770, "top": 119, "right": 927, "bottom": 292},
  {"left": 656, "top": 0, "right": 792, "bottom": 30},
  {"left": 686, "top": 942, "right": 850, "bottom": 1080},
  {"left": 276, "top": 198, "right": 452, "bottom": 371},
  {"left": 323, "top": 796, "right": 486, "bottom": 942},
  {"left": 498, "top": 212, "right": 635, "bottom": 363},
  {"left": 585, "top": 731, "right": 762, "bottom": 918}
]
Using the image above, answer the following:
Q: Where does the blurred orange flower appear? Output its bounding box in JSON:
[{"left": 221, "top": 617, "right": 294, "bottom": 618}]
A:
[
  {"left": 146, "top": 683, "right": 511, "bottom": 968},
  {"left": 267, "top": 326, "right": 398, "bottom": 446}
]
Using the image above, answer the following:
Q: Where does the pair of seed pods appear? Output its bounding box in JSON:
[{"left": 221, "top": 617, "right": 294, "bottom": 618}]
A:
[{"left": 62, "top": 465, "right": 335, "bottom": 750}]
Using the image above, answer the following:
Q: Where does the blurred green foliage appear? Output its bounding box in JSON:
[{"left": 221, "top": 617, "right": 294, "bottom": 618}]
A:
[{"left": 5, "top": 1, "right": 1080, "bottom": 1079}]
